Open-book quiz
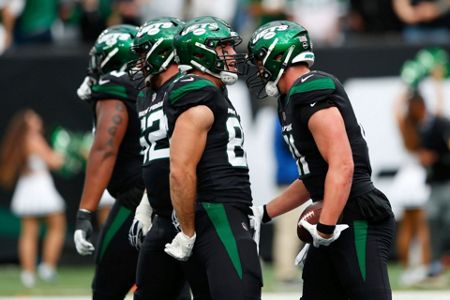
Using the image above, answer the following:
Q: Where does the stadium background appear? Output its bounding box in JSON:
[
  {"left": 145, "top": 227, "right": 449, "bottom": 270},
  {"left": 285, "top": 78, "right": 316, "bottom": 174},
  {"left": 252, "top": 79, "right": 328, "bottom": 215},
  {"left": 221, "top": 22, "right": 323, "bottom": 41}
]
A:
[{"left": 0, "top": 0, "right": 450, "bottom": 297}]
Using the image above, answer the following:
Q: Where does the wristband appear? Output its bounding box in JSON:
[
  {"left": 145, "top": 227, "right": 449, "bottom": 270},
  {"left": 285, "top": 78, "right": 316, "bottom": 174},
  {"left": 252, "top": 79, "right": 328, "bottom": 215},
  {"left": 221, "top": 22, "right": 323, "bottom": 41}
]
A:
[
  {"left": 262, "top": 205, "right": 272, "bottom": 223},
  {"left": 77, "top": 209, "right": 92, "bottom": 220},
  {"left": 317, "top": 222, "right": 336, "bottom": 235}
]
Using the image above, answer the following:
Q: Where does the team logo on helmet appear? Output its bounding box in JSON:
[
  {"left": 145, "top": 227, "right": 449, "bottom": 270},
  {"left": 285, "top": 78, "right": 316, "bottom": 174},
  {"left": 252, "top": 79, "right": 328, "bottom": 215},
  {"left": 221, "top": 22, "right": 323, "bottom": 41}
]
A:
[
  {"left": 251, "top": 25, "right": 289, "bottom": 45},
  {"left": 98, "top": 33, "right": 131, "bottom": 49},
  {"left": 181, "top": 22, "right": 219, "bottom": 36},
  {"left": 136, "top": 22, "right": 175, "bottom": 38}
]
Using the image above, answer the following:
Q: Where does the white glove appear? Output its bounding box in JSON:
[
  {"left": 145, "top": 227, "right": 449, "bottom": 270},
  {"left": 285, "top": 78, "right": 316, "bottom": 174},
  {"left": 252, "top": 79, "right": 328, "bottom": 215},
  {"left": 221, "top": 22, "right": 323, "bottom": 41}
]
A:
[
  {"left": 128, "top": 192, "right": 153, "bottom": 250},
  {"left": 164, "top": 232, "right": 196, "bottom": 261},
  {"left": 299, "top": 220, "right": 349, "bottom": 248},
  {"left": 294, "top": 243, "right": 310, "bottom": 269},
  {"left": 249, "top": 206, "right": 263, "bottom": 252},
  {"left": 77, "top": 76, "right": 96, "bottom": 100},
  {"left": 74, "top": 230, "right": 95, "bottom": 255}
]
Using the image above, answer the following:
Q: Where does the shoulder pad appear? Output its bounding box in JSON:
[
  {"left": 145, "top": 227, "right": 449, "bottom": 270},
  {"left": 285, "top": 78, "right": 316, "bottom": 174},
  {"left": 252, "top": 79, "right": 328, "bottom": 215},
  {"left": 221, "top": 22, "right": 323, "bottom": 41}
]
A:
[
  {"left": 287, "top": 72, "right": 336, "bottom": 105},
  {"left": 91, "top": 71, "right": 138, "bottom": 101},
  {"left": 168, "top": 74, "right": 218, "bottom": 105}
]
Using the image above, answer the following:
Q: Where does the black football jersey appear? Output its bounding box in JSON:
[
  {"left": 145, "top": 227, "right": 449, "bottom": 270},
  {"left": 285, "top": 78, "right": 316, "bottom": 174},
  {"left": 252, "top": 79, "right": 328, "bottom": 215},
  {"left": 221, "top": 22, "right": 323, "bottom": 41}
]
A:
[
  {"left": 278, "top": 71, "right": 373, "bottom": 201},
  {"left": 87, "top": 71, "right": 144, "bottom": 196},
  {"left": 164, "top": 74, "right": 252, "bottom": 206},
  {"left": 137, "top": 75, "right": 179, "bottom": 217}
]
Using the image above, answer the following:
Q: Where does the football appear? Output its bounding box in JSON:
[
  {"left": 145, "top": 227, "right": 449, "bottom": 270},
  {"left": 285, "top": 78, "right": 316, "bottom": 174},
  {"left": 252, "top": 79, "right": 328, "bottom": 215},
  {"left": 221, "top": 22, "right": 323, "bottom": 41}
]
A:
[{"left": 297, "top": 201, "right": 323, "bottom": 243}]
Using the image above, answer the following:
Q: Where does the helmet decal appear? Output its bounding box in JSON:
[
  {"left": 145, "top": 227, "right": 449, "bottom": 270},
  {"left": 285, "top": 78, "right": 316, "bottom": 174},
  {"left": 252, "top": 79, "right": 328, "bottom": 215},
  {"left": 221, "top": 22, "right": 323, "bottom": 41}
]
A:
[
  {"left": 181, "top": 22, "right": 219, "bottom": 36},
  {"left": 137, "top": 21, "right": 175, "bottom": 38},
  {"left": 251, "top": 24, "right": 288, "bottom": 45}
]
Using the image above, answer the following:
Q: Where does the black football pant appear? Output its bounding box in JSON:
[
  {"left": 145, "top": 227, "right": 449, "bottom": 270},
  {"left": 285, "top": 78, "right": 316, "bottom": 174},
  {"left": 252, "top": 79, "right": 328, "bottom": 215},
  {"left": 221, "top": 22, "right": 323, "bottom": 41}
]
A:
[
  {"left": 134, "top": 215, "right": 191, "bottom": 300},
  {"left": 301, "top": 215, "right": 395, "bottom": 300},
  {"left": 92, "top": 202, "right": 139, "bottom": 300},
  {"left": 184, "top": 203, "right": 263, "bottom": 300}
]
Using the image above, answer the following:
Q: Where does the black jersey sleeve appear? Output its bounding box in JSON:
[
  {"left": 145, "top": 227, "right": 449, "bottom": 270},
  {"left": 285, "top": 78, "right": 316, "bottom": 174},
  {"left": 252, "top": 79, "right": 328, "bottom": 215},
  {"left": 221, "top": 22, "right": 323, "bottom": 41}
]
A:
[
  {"left": 90, "top": 71, "right": 139, "bottom": 103},
  {"left": 165, "top": 75, "right": 219, "bottom": 135},
  {"left": 288, "top": 72, "right": 338, "bottom": 124},
  {"left": 299, "top": 99, "right": 337, "bottom": 124}
]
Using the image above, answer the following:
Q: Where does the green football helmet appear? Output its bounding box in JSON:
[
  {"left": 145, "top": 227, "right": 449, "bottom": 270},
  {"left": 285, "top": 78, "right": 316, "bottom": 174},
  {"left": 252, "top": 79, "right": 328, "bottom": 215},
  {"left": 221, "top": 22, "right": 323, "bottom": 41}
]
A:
[
  {"left": 173, "top": 16, "right": 244, "bottom": 85},
  {"left": 88, "top": 24, "right": 139, "bottom": 77},
  {"left": 247, "top": 20, "right": 314, "bottom": 97},
  {"left": 128, "top": 17, "right": 184, "bottom": 87}
]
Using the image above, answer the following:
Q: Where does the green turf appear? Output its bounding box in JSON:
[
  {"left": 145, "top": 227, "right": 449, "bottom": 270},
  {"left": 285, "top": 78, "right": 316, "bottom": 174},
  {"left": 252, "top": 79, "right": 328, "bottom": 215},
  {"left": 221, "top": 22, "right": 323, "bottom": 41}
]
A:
[
  {"left": 0, "top": 263, "right": 448, "bottom": 296},
  {"left": 0, "top": 265, "right": 93, "bottom": 296}
]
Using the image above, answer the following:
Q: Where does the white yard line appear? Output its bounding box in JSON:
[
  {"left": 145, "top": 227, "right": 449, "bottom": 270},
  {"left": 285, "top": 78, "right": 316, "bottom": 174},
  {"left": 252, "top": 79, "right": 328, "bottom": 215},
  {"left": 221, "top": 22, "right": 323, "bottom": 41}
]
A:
[{"left": 1, "top": 292, "right": 450, "bottom": 300}]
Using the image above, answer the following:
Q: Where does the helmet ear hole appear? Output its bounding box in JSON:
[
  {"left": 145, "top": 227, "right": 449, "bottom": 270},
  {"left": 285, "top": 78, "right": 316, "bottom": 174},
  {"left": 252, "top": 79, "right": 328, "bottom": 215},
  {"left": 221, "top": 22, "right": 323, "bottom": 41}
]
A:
[
  {"left": 274, "top": 54, "right": 283, "bottom": 62},
  {"left": 194, "top": 53, "right": 205, "bottom": 59}
]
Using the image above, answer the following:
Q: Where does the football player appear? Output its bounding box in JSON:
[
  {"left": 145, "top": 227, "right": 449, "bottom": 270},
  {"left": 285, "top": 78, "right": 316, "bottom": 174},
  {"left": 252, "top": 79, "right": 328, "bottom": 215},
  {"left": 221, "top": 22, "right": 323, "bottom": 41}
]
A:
[
  {"left": 162, "top": 16, "right": 263, "bottom": 300},
  {"left": 74, "top": 25, "right": 145, "bottom": 300},
  {"left": 126, "top": 16, "right": 191, "bottom": 300},
  {"left": 247, "top": 21, "right": 395, "bottom": 300}
]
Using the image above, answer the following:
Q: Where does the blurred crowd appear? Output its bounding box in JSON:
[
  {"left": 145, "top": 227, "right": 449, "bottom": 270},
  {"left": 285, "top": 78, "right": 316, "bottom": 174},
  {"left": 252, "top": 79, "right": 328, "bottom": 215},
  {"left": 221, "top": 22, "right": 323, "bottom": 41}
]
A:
[{"left": 1, "top": 0, "right": 450, "bottom": 55}]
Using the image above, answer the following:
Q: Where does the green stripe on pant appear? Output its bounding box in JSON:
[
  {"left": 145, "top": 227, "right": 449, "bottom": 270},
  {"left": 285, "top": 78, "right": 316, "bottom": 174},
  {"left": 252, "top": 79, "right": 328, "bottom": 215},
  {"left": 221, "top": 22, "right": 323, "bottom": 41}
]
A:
[
  {"left": 202, "top": 203, "right": 243, "bottom": 280},
  {"left": 353, "top": 220, "right": 368, "bottom": 281}
]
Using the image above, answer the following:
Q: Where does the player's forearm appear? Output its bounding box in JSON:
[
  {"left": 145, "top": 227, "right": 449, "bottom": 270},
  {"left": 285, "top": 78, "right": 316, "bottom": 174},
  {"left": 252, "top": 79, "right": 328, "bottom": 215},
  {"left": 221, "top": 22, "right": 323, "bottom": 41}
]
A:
[
  {"left": 170, "top": 168, "right": 196, "bottom": 237},
  {"left": 320, "top": 162, "right": 353, "bottom": 226},
  {"left": 266, "top": 179, "right": 310, "bottom": 219},
  {"left": 79, "top": 148, "right": 117, "bottom": 211}
]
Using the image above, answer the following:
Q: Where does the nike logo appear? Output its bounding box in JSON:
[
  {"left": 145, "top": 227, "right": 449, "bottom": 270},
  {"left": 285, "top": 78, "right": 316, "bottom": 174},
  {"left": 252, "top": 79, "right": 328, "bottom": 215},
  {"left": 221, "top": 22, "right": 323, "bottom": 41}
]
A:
[
  {"left": 98, "top": 78, "right": 110, "bottom": 85},
  {"left": 301, "top": 74, "right": 314, "bottom": 83},
  {"left": 180, "top": 77, "right": 194, "bottom": 82},
  {"left": 310, "top": 102, "right": 317, "bottom": 107}
]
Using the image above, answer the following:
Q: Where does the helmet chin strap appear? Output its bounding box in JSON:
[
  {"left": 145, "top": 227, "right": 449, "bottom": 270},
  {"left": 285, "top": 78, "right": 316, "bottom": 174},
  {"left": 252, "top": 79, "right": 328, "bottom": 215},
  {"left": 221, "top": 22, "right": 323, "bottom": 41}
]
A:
[
  {"left": 219, "top": 71, "right": 238, "bottom": 85},
  {"left": 159, "top": 51, "right": 175, "bottom": 72},
  {"left": 190, "top": 60, "right": 238, "bottom": 85},
  {"left": 265, "top": 45, "right": 295, "bottom": 97},
  {"left": 144, "top": 51, "right": 175, "bottom": 84}
]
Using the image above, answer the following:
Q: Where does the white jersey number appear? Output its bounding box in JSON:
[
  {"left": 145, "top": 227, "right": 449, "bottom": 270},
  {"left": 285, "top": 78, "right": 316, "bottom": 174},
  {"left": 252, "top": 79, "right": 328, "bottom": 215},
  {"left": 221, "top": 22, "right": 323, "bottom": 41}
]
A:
[
  {"left": 226, "top": 115, "right": 248, "bottom": 168},
  {"left": 283, "top": 132, "right": 310, "bottom": 177},
  {"left": 140, "top": 105, "right": 169, "bottom": 164}
]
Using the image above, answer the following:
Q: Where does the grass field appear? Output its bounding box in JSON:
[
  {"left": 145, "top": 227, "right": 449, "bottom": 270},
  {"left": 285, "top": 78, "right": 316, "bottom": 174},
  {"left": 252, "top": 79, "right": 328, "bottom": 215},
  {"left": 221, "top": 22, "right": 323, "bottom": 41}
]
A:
[{"left": 0, "top": 263, "right": 449, "bottom": 297}]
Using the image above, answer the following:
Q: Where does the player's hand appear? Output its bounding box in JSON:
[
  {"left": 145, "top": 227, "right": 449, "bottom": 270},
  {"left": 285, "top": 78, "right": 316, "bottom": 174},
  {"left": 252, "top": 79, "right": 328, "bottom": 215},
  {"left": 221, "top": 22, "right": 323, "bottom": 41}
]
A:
[
  {"left": 164, "top": 232, "right": 196, "bottom": 261},
  {"left": 249, "top": 206, "right": 263, "bottom": 252},
  {"left": 128, "top": 218, "right": 147, "bottom": 250},
  {"left": 128, "top": 192, "right": 153, "bottom": 250},
  {"left": 299, "top": 220, "right": 349, "bottom": 248},
  {"left": 74, "top": 209, "right": 95, "bottom": 255},
  {"left": 77, "top": 76, "right": 96, "bottom": 101}
]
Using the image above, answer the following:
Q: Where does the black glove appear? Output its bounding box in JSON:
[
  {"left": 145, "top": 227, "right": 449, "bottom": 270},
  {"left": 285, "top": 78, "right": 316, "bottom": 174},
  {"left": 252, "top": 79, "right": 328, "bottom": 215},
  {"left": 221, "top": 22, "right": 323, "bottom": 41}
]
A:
[
  {"left": 74, "top": 209, "right": 95, "bottom": 255},
  {"left": 116, "top": 187, "right": 145, "bottom": 210}
]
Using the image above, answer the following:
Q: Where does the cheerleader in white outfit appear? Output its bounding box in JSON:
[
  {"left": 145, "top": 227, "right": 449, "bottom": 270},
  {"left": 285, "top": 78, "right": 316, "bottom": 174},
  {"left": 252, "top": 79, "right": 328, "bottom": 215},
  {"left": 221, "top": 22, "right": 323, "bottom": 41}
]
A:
[
  {"left": 0, "top": 109, "right": 66, "bottom": 288},
  {"left": 393, "top": 90, "right": 432, "bottom": 286}
]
